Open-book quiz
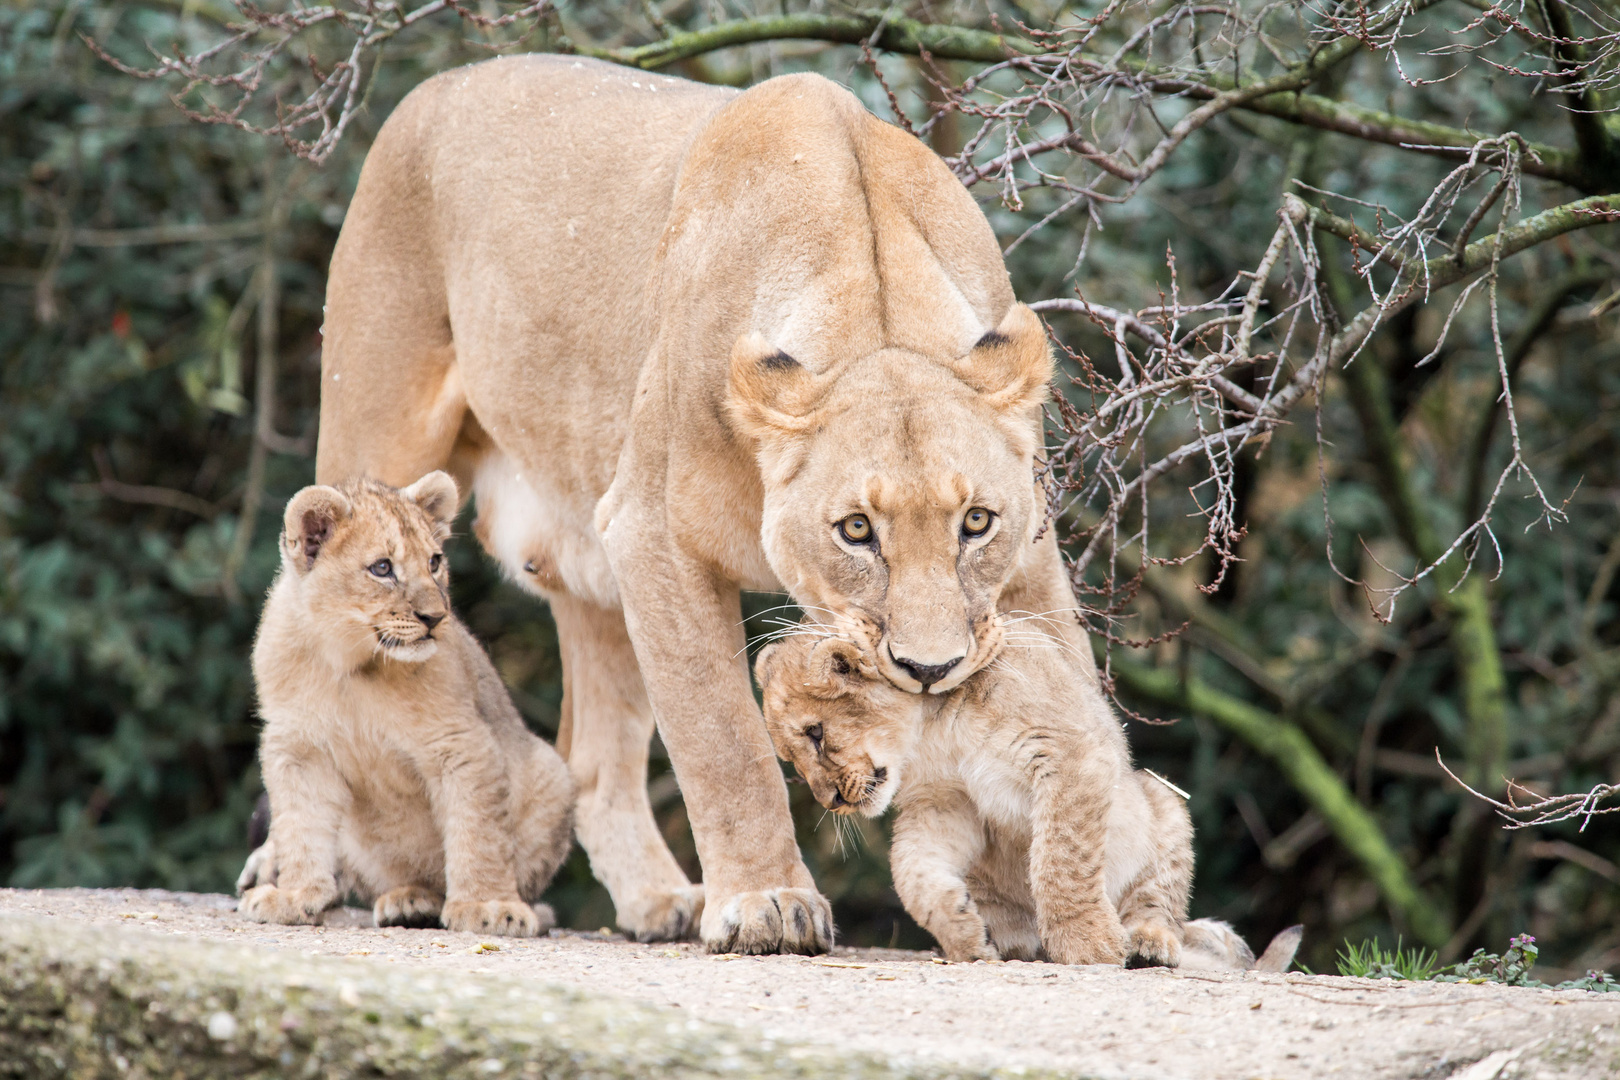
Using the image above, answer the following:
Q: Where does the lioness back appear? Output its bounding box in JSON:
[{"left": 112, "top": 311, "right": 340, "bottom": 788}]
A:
[{"left": 241, "top": 472, "right": 572, "bottom": 935}]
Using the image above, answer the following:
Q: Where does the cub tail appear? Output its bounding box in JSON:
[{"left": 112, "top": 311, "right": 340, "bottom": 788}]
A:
[
  {"left": 1177, "top": 918, "right": 1304, "bottom": 972},
  {"left": 1179, "top": 918, "right": 1254, "bottom": 970},
  {"left": 1253, "top": 924, "right": 1304, "bottom": 972}
]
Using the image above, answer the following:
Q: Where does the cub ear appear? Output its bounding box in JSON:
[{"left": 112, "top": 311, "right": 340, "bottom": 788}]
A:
[
  {"left": 753, "top": 640, "right": 782, "bottom": 695},
  {"left": 402, "top": 470, "right": 460, "bottom": 530},
  {"left": 803, "top": 637, "right": 868, "bottom": 699},
  {"left": 283, "top": 485, "right": 352, "bottom": 572},
  {"left": 726, "top": 333, "right": 822, "bottom": 446},
  {"left": 953, "top": 303, "right": 1053, "bottom": 417}
]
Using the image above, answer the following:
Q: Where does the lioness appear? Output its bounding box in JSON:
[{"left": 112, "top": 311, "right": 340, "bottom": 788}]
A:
[
  {"left": 316, "top": 54, "right": 1097, "bottom": 952},
  {"left": 755, "top": 630, "right": 1301, "bottom": 971},
  {"left": 238, "top": 472, "right": 573, "bottom": 936}
]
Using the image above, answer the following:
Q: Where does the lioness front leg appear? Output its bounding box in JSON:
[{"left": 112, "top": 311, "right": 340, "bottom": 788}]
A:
[
  {"left": 427, "top": 726, "right": 540, "bottom": 938},
  {"left": 606, "top": 532, "right": 830, "bottom": 955},
  {"left": 1028, "top": 738, "right": 1127, "bottom": 966},
  {"left": 891, "top": 796, "right": 998, "bottom": 962},
  {"left": 239, "top": 738, "right": 345, "bottom": 925}
]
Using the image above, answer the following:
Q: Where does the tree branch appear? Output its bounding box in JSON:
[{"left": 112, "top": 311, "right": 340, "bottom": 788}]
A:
[
  {"left": 571, "top": 10, "right": 1035, "bottom": 68},
  {"left": 575, "top": 8, "right": 1592, "bottom": 190}
]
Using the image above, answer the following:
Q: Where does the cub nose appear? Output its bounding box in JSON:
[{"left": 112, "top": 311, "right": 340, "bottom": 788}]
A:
[
  {"left": 829, "top": 790, "right": 849, "bottom": 809},
  {"left": 889, "top": 650, "right": 964, "bottom": 691},
  {"left": 416, "top": 611, "right": 445, "bottom": 632}
]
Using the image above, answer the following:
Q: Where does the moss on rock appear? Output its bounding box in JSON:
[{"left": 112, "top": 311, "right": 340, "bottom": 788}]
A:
[{"left": 0, "top": 915, "right": 1065, "bottom": 1079}]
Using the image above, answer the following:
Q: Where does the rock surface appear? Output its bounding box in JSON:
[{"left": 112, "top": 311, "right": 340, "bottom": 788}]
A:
[{"left": 0, "top": 888, "right": 1615, "bottom": 1078}]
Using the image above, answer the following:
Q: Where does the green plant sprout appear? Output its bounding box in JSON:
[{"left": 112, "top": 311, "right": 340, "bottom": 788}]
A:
[
  {"left": 1335, "top": 937, "right": 1441, "bottom": 981},
  {"left": 1334, "top": 934, "right": 1619, "bottom": 991}
]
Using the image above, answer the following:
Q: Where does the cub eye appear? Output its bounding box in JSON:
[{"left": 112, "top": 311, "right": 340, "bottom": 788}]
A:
[
  {"left": 429, "top": 553, "right": 442, "bottom": 574},
  {"left": 805, "top": 724, "right": 824, "bottom": 749},
  {"left": 368, "top": 559, "right": 393, "bottom": 578},
  {"left": 962, "top": 507, "right": 994, "bottom": 537},
  {"left": 838, "top": 515, "right": 872, "bottom": 544}
]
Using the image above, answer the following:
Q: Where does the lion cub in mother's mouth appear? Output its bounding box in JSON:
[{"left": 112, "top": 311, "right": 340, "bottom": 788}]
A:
[
  {"left": 756, "top": 629, "right": 1300, "bottom": 970},
  {"left": 237, "top": 472, "right": 573, "bottom": 936}
]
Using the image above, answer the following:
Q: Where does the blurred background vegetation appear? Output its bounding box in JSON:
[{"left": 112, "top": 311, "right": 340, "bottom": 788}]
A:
[{"left": 4, "top": 0, "right": 1620, "bottom": 978}]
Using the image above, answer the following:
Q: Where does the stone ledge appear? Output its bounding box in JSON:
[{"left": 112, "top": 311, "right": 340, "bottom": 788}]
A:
[
  {"left": 0, "top": 910, "right": 1042, "bottom": 1080},
  {"left": 3, "top": 889, "right": 1618, "bottom": 1079}
]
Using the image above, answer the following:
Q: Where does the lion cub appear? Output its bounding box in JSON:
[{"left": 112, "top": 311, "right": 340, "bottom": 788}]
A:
[
  {"left": 237, "top": 472, "right": 573, "bottom": 937},
  {"left": 756, "top": 631, "right": 1298, "bottom": 969}
]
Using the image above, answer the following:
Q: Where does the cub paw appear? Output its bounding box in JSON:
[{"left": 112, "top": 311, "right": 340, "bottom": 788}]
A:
[
  {"left": 235, "top": 839, "right": 277, "bottom": 894},
  {"left": 704, "top": 888, "right": 832, "bottom": 955},
  {"left": 373, "top": 886, "right": 444, "bottom": 929},
  {"left": 939, "top": 930, "right": 1000, "bottom": 963},
  {"left": 1125, "top": 921, "right": 1182, "bottom": 968},
  {"left": 238, "top": 884, "right": 334, "bottom": 925},
  {"left": 1044, "top": 907, "right": 1128, "bottom": 966},
  {"left": 441, "top": 898, "right": 542, "bottom": 937},
  {"left": 622, "top": 885, "right": 705, "bottom": 943}
]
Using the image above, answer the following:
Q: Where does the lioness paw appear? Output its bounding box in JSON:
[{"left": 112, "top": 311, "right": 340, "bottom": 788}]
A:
[
  {"left": 704, "top": 888, "right": 832, "bottom": 955},
  {"left": 622, "top": 885, "right": 705, "bottom": 943},
  {"left": 238, "top": 883, "right": 334, "bottom": 925},
  {"left": 373, "top": 885, "right": 443, "bottom": 929},
  {"left": 441, "top": 898, "right": 541, "bottom": 937}
]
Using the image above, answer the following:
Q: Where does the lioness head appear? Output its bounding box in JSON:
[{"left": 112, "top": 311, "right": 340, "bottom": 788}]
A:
[
  {"left": 729, "top": 304, "right": 1052, "bottom": 695},
  {"left": 754, "top": 634, "right": 923, "bottom": 817},
  {"left": 279, "top": 472, "right": 459, "bottom": 665}
]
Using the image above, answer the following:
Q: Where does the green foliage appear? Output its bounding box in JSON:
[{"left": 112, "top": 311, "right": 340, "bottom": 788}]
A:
[
  {"left": 1334, "top": 938, "right": 1441, "bottom": 982},
  {"left": 1338, "top": 933, "right": 1620, "bottom": 991},
  {"left": 1440, "top": 934, "right": 1543, "bottom": 987}
]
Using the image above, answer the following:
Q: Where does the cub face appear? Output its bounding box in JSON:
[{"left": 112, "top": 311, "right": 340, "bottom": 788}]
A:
[
  {"left": 278, "top": 472, "right": 459, "bottom": 667},
  {"left": 728, "top": 305, "right": 1052, "bottom": 696},
  {"left": 754, "top": 635, "right": 923, "bottom": 818}
]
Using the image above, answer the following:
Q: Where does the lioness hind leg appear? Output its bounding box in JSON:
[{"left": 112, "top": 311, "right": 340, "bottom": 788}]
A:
[
  {"left": 550, "top": 592, "right": 703, "bottom": 942},
  {"left": 314, "top": 97, "right": 466, "bottom": 490},
  {"left": 373, "top": 885, "right": 444, "bottom": 928}
]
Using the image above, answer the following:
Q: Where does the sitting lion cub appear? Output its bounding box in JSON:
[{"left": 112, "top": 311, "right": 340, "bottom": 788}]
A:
[
  {"left": 756, "top": 630, "right": 1300, "bottom": 970},
  {"left": 237, "top": 472, "right": 573, "bottom": 936}
]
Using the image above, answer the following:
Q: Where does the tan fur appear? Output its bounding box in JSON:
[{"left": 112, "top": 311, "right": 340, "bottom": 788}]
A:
[
  {"left": 314, "top": 55, "right": 1096, "bottom": 952},
  {"left": 756, "top": 629, "right": 1274, "bottom": 968},
  {"left": 237, "top": 473, "right": 573, "bottom": 937}
]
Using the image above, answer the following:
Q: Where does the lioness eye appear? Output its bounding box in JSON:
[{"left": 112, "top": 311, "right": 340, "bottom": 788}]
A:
[
  {"left": 429, "top": 553, "right": 442, "bottom": 574},
  {"left": 838, "top": 515, "right": 872, "bottom": 544},
  {"left": 368, "top": 559, "right": 393, "bottom": 578},
  {"left": 962, "top": 508, "right": 993, "bottom": 537},
  {"left": 806, "top": 724, "right": 824, "bottom": 748}
]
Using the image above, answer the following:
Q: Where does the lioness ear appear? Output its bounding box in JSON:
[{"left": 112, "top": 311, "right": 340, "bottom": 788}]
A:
[
  {"left": 283, "top": 485, "right": 352, "bottom": 572},
  {"left": 726, "top": 333, "right": 821, "bottom": 445},
  {"left": 804, "top": 638, "right": 868, "bottom": 699},
  {"left": 402, "top": 470, "right": 460, "bottom": 530},
  {"left": 954, "top": 303, "right": 1053, "bottom": 417}
]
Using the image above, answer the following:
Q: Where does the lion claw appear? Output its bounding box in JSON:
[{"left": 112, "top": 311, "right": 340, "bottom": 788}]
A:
[
  {"left": 238, "top": 883, "right": 335, "bottom": 925},
  {"left": 704, "top": 888, "right": 832, "bottom": 955},
  {"left": 440, "top": 898, "right": 544, "bottom": 937},
  {"left": 623, "top": 885, "right": 705, "bottom": 943}
]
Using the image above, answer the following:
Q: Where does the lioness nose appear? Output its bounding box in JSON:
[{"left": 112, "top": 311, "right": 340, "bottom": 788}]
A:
[
  {"left": 416, "top": 611, "right": 445, "bottom": 632},
  {"left": 890, "top": 651, "right": 963, "bottom": 691}
]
